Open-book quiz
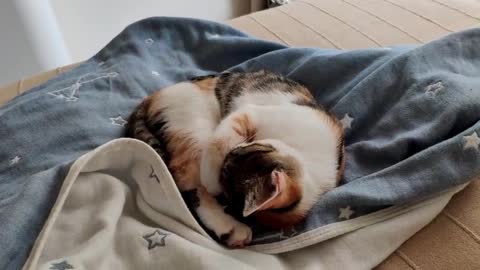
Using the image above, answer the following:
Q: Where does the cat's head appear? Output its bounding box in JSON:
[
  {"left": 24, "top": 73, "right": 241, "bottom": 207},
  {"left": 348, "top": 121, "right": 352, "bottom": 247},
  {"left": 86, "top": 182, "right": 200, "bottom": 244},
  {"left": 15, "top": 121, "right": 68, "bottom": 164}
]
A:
[{"left": 220, "top": 138, "right": 344, "bottom": 230}]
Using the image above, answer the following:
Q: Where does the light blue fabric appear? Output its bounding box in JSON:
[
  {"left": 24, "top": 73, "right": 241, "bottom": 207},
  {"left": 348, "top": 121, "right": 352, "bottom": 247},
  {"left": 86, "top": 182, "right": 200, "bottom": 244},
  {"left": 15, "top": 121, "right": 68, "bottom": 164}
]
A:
[{"left": 1, "top": 17, "right": 479, "bottom": 269}]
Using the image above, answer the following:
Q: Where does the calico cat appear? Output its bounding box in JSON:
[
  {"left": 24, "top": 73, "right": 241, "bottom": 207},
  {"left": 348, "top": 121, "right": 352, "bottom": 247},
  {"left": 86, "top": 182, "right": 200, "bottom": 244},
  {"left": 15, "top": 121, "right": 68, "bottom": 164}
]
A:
[{"left": 126, "top": 70, "right": 345, "bottom": 247}]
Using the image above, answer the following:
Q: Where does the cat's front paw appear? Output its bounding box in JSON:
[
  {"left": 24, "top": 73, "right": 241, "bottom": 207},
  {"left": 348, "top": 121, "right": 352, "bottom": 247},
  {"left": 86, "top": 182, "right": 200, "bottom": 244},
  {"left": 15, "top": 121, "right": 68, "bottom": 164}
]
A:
[{"left": 219, "top": 220, "right": 252, "bottom": 248}]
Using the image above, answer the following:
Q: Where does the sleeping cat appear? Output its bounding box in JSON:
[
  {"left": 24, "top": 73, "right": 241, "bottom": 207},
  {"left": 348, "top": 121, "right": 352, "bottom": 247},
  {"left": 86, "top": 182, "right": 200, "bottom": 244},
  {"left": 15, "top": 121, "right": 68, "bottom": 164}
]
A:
[{"left": 126, "top": 70, "right": 345, "bottom": 248}]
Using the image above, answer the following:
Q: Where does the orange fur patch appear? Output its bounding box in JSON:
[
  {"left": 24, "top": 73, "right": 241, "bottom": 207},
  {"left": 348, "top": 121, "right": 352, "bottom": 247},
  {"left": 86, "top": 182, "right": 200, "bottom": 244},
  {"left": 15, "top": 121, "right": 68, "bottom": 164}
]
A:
[
  {"left": 274, "top": 178, "right": 302, "bottom": 209},
  {"left": 257, "top": 166, "right": 303, "bottom": 211},
  {"left": 294, "top": 86, "right": 315, "bottom": 102},
  {"left": 316, "top": 110, "right": 343, "bottom": 137},
  {"left": 253, "top": 173, "right": 304, "bottom": 229},
  {"left": 194, "top": 77, "right": 218, "bottom": 92},
  {"left": 146, "top": 90, "right": 167, "bottom": 117},
  {"left": 232, "top": 113, "right": 256, "bottom": 142},
  {"left": 166, "top": 131, "right": 202, "bottom": 191},
  {"left": 196, "top": 185, "right": 220, "bottom": 207},
  {"left": 254, "top": 210, "right": 306, "bottom": 230},
  {"left": 211, "top": 137, "right": 228, "bottom": 156}
]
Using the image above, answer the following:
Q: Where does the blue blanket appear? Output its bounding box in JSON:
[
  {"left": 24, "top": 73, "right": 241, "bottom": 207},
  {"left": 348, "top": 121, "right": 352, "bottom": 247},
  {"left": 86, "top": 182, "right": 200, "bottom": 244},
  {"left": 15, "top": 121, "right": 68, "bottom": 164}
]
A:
[{"left": 1, "top": 17, "right": 479, "bottom": 269}]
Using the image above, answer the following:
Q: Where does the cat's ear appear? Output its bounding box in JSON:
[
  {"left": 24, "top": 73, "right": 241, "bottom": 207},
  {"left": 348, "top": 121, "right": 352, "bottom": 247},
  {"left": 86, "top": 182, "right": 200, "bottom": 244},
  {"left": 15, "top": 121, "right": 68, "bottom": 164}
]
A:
[{"left": 242, "top": 170, "right": 286, "bottom": 217}]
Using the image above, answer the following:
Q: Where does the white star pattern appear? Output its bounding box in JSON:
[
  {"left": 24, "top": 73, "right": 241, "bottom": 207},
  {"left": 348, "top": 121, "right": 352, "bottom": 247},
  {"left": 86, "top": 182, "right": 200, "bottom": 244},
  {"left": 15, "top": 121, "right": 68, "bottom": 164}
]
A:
[
  {"left": 145, "top": 38, "right": 154, "bottom": 45},
  {"left": 425, "top": 81, "right": 444, "bottom": 96},
  {"left": 49, "top": 260, "right": 74, "bottom": 270},
  {"left": 338, "top": 206, "right": 354, "bottom": 220},
  {"left": 463, "top": 132, "right": 480, "bottom": 151},
  {"left": 151, "top": 71, "right": 160, "bottom": 76},
  {"left": 207, "top": 33, "right": 220, "bottom": 39},
  {"left": 340, "top": 114, "right": 354, "bottom": 129},
  {"left": 143, "top": 230, "right": 168, "bottom": 249},
  {"left": 149, "top": 166, "right": 160, "bottom": 183},
  {"left": 280, "top": 227, "right": 298, "bottom": 239},
  {"left": 9, "top": 156, "right": 21, "bottom": 166},
  {"left": 48, "top": 72, "right": 118, "bottom": 102},
  {"left": 252, "top": 227, "right": 299, "bottom": 242},
  {"left": 110, "top": 116, "right": 128, "bottom": 127}
]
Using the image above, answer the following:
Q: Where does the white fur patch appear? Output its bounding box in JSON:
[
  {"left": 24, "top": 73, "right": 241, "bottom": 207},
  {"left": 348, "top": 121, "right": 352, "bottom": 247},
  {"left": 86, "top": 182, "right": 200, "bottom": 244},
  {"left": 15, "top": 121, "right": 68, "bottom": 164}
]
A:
[
  {"left": 151, "top": 81, "right": 340, "bottom": 219},
  {"left": 243, "top": 104, "right": 340, "bottom": 213},
  {"left": 151, "top": 82, "right": 220, "bottom": 145},
  {"left": 232, "top": 91, "right": 297, "bottom": 110}
]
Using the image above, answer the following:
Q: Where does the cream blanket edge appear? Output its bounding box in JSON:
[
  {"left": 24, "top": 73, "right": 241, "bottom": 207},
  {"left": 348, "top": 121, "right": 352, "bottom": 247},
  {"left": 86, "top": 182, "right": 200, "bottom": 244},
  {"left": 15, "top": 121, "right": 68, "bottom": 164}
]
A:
[{"left": 22, "top": 138, "right": 466, "bottom": 270}]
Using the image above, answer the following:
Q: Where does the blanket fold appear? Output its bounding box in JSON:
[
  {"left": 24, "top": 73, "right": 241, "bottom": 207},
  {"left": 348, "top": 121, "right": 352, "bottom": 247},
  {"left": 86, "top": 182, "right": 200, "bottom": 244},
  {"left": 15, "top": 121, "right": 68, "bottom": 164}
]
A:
[
  {"left": 0, "top": 17, "right": 478, "bottom": 269},
  {"left": 22, "top": 138, "right": 465, "bottom": 270}
]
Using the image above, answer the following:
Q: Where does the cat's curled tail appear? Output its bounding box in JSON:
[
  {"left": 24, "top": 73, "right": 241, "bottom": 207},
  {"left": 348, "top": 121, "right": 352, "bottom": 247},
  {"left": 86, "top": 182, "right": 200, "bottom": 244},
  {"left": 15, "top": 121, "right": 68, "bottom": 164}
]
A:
[{"left": 125, "top": 98, "right": 169, "bottom": 162}]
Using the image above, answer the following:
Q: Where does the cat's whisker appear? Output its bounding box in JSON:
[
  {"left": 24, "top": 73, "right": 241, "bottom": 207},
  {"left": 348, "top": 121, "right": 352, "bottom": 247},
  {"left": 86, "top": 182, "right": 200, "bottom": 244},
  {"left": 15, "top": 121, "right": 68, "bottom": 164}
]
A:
[{"left": 243, "top": 133, "right": 257, "bottom": 144}]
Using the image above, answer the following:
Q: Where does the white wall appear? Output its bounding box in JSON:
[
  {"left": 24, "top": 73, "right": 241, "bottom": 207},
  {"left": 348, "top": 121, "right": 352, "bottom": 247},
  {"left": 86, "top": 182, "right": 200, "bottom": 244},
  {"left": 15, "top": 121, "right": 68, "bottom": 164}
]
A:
[
  {"left": 0, "top": 0, "right": 251, "bottom": 86},
  {"left": 0, "top": 0, "right": 70, "bottom": 85},
  {"left": 51, "top": 0, "right": 251, "bottom": 63}
]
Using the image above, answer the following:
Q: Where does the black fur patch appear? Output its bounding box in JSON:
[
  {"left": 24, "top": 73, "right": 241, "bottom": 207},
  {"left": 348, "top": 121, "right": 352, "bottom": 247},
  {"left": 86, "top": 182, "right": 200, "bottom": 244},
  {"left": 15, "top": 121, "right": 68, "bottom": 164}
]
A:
[
  {"left": 181, "top": 189, "right": 225, "bottom": 241},
  {"left": 146, "top": 111, "right": 171, "bottom": 165},
  {"left": 214, "top": 70, "right": 320, "bottom": 116},
  {"left": 189, "top": 74, "right": 218, "bottom": 82},
  {"left": 181, "top": 189, "right": 200, "bottom": 209},
  {"left": 293, "top": 98, "right": 318, "bottom": 109},
  {"left": 215, "top": 72, "right": 243, "bottom": 116},
  {"left": 125, "top": 104, "right": 142, "bottom": 138},
  {"left": 267, "top": 199, "right": 300, "bottom": 213},
  {"left": 337, "top": 136, "right": 345, "bottom": 171}
]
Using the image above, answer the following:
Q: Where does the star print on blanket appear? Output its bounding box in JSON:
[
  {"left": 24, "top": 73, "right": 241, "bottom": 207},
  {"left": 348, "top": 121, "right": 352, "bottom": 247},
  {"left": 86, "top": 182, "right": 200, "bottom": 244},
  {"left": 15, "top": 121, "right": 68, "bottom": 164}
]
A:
[
  {"left": 340, "top": 114, "right": 354, "bottom": 129},
  {"left": 149, "top": 166, "right": 161, "bottom": 183},
  {"left": 47, "top": 72, "right": 118, "bottom": 102},
  {"left": 109, "top": 116, "right": 128, "bottom": 127},
  {"left": 464, "top": 132, "right": 480, "bottom": 151},
  {"left": 9, "top": 155, "right": 21, "bottom": 166},
  {"left": 143, "top": 230, "right": 169, "bottom": 249},
  {"left": 338, "top": 206, "right": 355, "bottom": 220},
  {"left": 1, "top": 17, "right": 480, "bottom": 269},
  {"left": 49, "top": 260, "right": 74, "bottom": 270}
]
